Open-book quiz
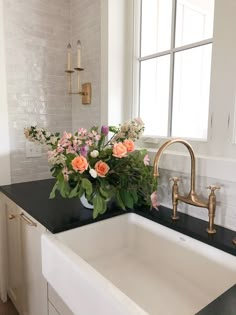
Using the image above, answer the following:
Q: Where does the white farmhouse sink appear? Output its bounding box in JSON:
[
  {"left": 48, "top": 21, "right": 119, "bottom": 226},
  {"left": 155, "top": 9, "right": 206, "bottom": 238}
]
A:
[{"left": 42, "top": 213, "right": 236, "bottom": 315}]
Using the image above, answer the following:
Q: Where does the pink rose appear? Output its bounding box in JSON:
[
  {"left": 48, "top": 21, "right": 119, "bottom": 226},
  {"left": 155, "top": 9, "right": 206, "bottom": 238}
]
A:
[{"left": 112, "top": 142, "right": 127, "bottom": 158}]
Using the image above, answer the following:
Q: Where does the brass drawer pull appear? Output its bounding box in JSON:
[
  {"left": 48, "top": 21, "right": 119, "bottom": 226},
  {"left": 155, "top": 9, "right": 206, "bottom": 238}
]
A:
[
  {"left": 8, "top": 214, "right": 16, "bottom": 220},
  {"left": 20, "top": 213, "right": 37, "bottom": 227}
]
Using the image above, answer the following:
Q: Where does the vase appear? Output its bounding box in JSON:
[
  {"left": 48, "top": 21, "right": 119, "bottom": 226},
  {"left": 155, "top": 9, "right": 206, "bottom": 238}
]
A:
[{"left": 80, "top": 194, "right": 94, "bottom": 209}]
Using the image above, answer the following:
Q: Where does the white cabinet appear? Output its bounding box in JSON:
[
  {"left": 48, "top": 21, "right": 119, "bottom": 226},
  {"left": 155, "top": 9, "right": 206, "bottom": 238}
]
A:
[
  {"left": 5, "top": 197, "right": 23, "bottom": 314},
  {"left": 1, "top": 193, "right": 48, "bottom": 315},
  {"left": 1, "top": 192, "right": 76, "bottom": 315},
  {"left": 20, "top": 210, "right": 48, "bottom": 315}
]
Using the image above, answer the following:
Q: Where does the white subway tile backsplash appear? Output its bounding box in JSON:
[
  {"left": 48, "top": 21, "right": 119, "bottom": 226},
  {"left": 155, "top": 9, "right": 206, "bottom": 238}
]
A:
[
  {"left": 71, "top": 0, "right": 101, "bottom": 132},
  {"left": 4, "top": 0, "right": 72, "bottom": 183},
  {"left": 158, "top": 169, "right": 236, "bottom": 232},
  {"left": 4, "top": 0, "right": 101, "bottom": 183}
]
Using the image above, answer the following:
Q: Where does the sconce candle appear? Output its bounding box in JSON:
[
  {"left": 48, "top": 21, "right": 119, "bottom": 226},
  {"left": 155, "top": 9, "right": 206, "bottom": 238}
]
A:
[
  {"left": 64, "top": 40, "right": 91, "bottom": 104},
  {"left": 67, "top": 43, "right": 72, "bottom": 71},
  {"left": 77, "top": 40, "right": 81, "bottom": 68}
]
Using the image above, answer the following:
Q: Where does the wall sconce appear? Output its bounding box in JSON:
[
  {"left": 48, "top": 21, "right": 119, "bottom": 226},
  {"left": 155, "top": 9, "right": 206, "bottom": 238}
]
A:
[{"left": 65, "top": 41, "right": 92, "bottom": 105}]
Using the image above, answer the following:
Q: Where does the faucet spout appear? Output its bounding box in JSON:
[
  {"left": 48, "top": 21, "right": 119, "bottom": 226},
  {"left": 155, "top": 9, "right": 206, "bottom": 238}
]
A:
[{"left": 153, "top": 139, "right": 196, "bottom": 194}]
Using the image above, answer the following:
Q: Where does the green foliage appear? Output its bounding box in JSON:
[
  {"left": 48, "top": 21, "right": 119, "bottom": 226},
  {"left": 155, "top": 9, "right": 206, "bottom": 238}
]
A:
[
  {"left": 93, "top": 193, "right": 107, "bottom": 218},
  {"left": 81, "top": 178, "right": 93, "bottom": 197},
  {"left": 49, "top": 148, "right": 156, "bottom": 216}
]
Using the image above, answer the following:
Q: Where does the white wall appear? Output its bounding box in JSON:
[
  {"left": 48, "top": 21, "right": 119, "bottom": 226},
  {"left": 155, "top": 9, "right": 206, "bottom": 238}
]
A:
[
  {"left": 101, "top": 0, "right": 134, "bottom": 127},
  {"left": 0, "top": 0, "right": 11, "bottom": 185},
  {"left": 191, "top": 0, "right": 236, "bottom": 158}
]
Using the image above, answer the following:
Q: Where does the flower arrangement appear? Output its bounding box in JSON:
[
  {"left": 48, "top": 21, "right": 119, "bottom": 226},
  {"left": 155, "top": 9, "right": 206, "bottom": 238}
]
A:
[{"left": 24, "top": 119, "right": 158, "bottom": 218}]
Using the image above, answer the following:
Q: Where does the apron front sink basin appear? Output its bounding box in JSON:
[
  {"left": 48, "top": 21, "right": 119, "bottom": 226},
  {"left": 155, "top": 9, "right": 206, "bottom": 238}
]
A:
[{"left": 42, "top": 213, "right": 236, "bottom": 315}]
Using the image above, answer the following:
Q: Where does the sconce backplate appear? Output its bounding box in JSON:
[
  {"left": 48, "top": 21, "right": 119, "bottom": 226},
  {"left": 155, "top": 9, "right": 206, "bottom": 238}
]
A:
[{"left": 82, "top": 83, "right": 91, "bottom": 105}]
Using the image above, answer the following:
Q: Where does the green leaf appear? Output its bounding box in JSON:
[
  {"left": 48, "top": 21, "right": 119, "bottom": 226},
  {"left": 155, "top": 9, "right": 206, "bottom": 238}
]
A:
[
  {"left": 130, "top": 190, "right": 138, "bottom": 204},
  {"left": 98, "top": 134, "right": 105, "bottom": 150},
  {"left": 99, "top": 186, "right": 109, "bottom": 199},
  {"left": 81, "top": 178, "right": 93, "bottom": 196},
  {"left": 59, "top": 181, "right": 67, "bottom": 198},
  {"left": 116, "top": 191, "right": 126, "bottom": 210},
  {"left": 93, "top": 194, "right": 106, "bottom": 218},
  {"left": 78, "top": 185, "right": 84, "bottom": 198},
  {"left": 56, "top": 176, "right": 70, "bottom": 198},
  {"left": 68, "top": 184, "right": 79, "bottom": 198},
  {"left": 66, "top": 153, "right": 76, "bottom": 165},
  {"left": 49, "top": 181, "right": 59, "bottom": 199},
  {"left": 94, "top": 194, "right": 104, "bottom": 211},
  {"left": 120, "top": 190, "right": 134, "bottom": 209},
  {"left": 93, "top": 207, "right": 99, "bottom": 219},
  {"left": 109, "top": 126, "right": 119, "bottom": 133}
]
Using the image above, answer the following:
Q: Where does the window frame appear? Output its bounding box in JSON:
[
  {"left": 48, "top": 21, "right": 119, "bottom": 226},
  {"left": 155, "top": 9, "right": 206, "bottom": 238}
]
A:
[{"left": 134, "top": 0, "right": 214, "bottom": 141}]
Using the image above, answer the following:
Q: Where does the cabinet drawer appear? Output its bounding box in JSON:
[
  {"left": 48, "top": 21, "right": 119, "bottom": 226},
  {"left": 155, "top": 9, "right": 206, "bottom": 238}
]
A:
[
  {"left": 49, "top": 301, "right": 60, "bottom": 315},
  {"left": 48, "top": 285, "right": 74, "bottom": 315}
]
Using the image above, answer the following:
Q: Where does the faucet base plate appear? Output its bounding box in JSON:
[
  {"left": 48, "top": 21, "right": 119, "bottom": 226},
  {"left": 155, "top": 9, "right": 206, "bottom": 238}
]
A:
[
  {"left": 171, "top": 215, "right": 180, "bottom": 221},
  {"left": 206, "top": 227, "right": 216, "bottom": 234}
]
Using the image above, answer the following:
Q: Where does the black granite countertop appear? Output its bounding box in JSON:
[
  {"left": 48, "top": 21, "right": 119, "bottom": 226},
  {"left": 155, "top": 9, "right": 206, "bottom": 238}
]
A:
[
  {"left": 0, "top": 178, "right": 125, "bottom": 233},
  {"left": 196, "top": 284, "right": 236, "bottom": 315},
  {"left": 0, "top": 178, "right": 236, "bottom": 315}
]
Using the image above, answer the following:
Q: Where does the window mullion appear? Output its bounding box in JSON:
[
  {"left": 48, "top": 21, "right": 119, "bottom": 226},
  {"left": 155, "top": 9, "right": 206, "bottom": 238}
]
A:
[
  {"left": 138, "top": 38, "right": 213, "bottom": 62},
  {"left": 168, "top": 0, "right": 177, "bottom": 137},
  {"left": 137, "top": 0, "right": 142, "bottom": 119}
]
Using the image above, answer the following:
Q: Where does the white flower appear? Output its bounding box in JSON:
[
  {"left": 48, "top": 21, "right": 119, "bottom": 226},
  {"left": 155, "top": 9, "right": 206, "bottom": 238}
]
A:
[
  {"left": 89, "top": 169, "right": 97, "bottom": 178},
  {"left": 90, "top": 150, "right": 99, "bottom": 158},
  {"left": 49, "top": 136, "right": 58, "bottom": 145}
]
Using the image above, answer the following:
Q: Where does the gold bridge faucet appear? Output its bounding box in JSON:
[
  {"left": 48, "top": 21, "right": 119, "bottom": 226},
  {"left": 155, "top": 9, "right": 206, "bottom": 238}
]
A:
[{"left": 153, "top": 139, "right": 220, "bottom": 234}]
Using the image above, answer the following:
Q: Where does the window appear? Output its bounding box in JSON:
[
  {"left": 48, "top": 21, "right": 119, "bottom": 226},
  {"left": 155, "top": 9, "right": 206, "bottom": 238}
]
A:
[{"left": 137, "top": 0, "right": 215, "bottom": 139}]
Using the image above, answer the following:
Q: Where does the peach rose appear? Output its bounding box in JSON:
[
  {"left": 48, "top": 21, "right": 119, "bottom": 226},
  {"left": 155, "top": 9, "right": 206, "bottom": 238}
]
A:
[
  {"left": 71, "top": 156, "right": 88, "bottom": 173},
  {"left": 112, "top": 142, "right": 127, "bottom": 158},
  {"left": 123, "top": 139, "right": 135, "bottom": 152},
  {"left": 95, "top": 160, "right": 110, "bottom": 177}
]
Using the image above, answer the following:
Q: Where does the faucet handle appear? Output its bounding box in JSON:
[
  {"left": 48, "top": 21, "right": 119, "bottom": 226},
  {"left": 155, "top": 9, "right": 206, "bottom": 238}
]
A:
[
  {"left": 207, "top": 185, "right": 220, "bottom": 193},
  {"left": 169, "top": 177, "right": 181, "bottom": 184}
]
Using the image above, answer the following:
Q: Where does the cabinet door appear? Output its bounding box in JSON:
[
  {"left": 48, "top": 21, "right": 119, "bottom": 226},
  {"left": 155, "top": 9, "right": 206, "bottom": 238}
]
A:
[
  {"left": 20, "top": 210, "right": 48, "bottom": 315},
  {"left": 48, "top": 285, "right": 74, "bottom": 315},
  {"left": 6, "top": 202, "right": 23, "bottom": 314},
  {"left": 49, "top": 302, "right": 60, "bottom": 315}
]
